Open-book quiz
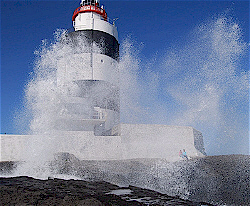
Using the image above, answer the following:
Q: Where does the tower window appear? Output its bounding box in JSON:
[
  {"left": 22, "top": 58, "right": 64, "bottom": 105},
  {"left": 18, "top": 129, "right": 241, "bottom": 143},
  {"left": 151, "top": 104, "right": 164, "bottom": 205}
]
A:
[{"left": 81, "top": 0, "right": 97, "bottom": 6}]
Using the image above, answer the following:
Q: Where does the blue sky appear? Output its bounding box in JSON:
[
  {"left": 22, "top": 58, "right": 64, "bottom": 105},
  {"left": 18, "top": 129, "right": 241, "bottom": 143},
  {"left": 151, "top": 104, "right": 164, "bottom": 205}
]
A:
[{"left": 1, "top": 0, "right": 249, "bottom": 155}]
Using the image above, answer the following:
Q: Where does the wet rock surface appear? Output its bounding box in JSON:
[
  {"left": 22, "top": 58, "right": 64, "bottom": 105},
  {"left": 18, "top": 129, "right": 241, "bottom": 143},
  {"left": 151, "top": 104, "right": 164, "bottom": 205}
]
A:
[
  {"left": 0, "top": 176, "right": 212, "bottom": 205},
  {"left": 1, "top": 154, "right": 249, "bottom": 205},
  {"left": 51, "top": 154, "right": 250, "bottom": 205},
  {"left": 0, "top": 161, "right": 17, "bottom": 175}
]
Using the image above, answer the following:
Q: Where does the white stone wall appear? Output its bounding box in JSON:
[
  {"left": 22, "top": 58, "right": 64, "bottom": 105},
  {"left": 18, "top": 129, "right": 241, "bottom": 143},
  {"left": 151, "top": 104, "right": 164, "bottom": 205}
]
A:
[
  {"left": 0, "top": 124, "right": 205, "bottom": 162},
  {"left": 0, "top": 135, "right": 30, "bottom": 162},
  {"left": 55, "top": 130, "right": 123, "bottom": 160},
  {"left": 120, "top": 124, "right": 205, "bottom": 161}
]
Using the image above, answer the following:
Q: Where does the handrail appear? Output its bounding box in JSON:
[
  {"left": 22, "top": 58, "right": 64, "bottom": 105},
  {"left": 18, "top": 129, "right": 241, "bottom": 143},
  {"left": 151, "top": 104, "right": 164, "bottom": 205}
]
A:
[
  {"left": 72, "top": 5, "right": 107, "bottom": 22},
  {"left": 61, "top": 111, "right": 106, "bottom": 121}
]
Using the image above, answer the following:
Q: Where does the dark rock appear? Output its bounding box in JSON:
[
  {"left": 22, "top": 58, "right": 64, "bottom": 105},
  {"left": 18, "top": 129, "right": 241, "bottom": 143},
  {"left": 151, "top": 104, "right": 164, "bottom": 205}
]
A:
[
  {"left": 0, "top": 161, "right": 17, "bottom": 174},
  {"left": 1, "top": 154, "right": 249, "bottom": 205},
  {"left": 0, "top": 176, "right": 211, "bottom": 205},
  {"left": 184, "top": 155, "right": 250, "bottom": 205},
  {"left": 51, "top": 154, "right": 248, "bottom": 205}
]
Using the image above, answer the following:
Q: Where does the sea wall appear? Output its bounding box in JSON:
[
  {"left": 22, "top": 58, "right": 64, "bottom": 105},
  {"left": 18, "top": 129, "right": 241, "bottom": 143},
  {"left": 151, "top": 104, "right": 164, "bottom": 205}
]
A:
[
  {"left": 0, "top": 124, "right": 205, "bottom": 162},
  {"left": 0, "top": 135, "right": 30, "bottom": 162},
  {"left": 120, "top": 124, "right": 206, "bottom": 161}
]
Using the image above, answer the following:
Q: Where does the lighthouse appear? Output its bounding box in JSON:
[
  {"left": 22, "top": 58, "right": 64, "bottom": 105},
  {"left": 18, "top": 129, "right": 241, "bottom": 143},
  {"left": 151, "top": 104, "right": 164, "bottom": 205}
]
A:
[
  {"left": 56, "top": 0, "right": 120, "bottom": 135},
  {"left": 1, "top": 0, "right": 207, "bottom": 162}
]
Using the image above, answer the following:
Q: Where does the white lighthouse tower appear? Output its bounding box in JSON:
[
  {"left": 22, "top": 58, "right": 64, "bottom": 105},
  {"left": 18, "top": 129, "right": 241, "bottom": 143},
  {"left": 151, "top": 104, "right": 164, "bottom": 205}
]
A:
[
  {"left": 0, "top": 0, "right": 206, "bottom": 163},
  {"left": 56, "top": 0, "right": 120, "bottom": 135}
]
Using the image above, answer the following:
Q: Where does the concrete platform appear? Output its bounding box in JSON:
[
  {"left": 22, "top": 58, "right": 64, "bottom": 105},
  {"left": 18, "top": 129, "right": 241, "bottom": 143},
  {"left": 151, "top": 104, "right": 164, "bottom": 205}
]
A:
[{"left": 0, "top": 124, "right": 206, "bottom": 162}]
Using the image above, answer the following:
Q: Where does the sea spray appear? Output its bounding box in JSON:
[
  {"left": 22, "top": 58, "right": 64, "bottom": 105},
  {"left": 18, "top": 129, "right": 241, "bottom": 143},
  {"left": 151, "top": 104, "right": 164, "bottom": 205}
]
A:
[
  {"left": 162, "top": 14, "right": 249, "bottom": 154},
  {"left": 119, "top": 37, "right": 144, "bottom": 123},
  {"left": 14, "top": 30, "right": 99, "bottom": 178},
  {"left": 14, "top": 12, "right": 249, "bottom": 177},
  {"left": 121, "top": 14, "right": 249, "bottom": 155}
]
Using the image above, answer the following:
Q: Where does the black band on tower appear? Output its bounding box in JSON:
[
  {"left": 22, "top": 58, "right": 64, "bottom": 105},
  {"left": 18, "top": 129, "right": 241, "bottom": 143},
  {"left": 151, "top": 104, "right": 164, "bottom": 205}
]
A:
[{"left": 65, "top": 30, "right": 119, "bottom": 60}]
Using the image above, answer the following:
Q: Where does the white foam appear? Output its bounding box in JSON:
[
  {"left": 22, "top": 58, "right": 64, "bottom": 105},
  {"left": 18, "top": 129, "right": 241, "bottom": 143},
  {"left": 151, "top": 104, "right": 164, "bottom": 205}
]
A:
[{"left": 106, "top": 189, "right": 132, "bottom": 195}]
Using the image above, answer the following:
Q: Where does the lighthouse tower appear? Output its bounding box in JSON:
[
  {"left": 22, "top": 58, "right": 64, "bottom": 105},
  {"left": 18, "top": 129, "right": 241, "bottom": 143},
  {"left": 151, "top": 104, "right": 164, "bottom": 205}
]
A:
[{"left": 56, "top": 0, "right": 120, "bottom": 135}]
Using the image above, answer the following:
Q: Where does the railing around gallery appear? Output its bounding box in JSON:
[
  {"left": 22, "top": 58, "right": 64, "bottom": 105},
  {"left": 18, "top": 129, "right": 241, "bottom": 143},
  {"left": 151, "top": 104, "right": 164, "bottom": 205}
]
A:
[
  {"left": 72, "top": 5, "right": 117, "bottom": 26},
  {"left": 72, "top": 5, "right": 107, "bottom": 21},
  {"left": 59, "top": 109, "right": 106, "bottom": 121}
]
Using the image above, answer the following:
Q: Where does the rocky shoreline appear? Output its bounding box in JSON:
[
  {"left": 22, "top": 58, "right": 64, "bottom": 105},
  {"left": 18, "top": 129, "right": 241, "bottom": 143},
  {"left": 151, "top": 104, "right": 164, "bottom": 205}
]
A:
[
  {"left": 1, "top": 154, "right": 249, "bottom": 205},
  {"left": 0, "top": 176, "right": 212, "bottom": 205}
]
